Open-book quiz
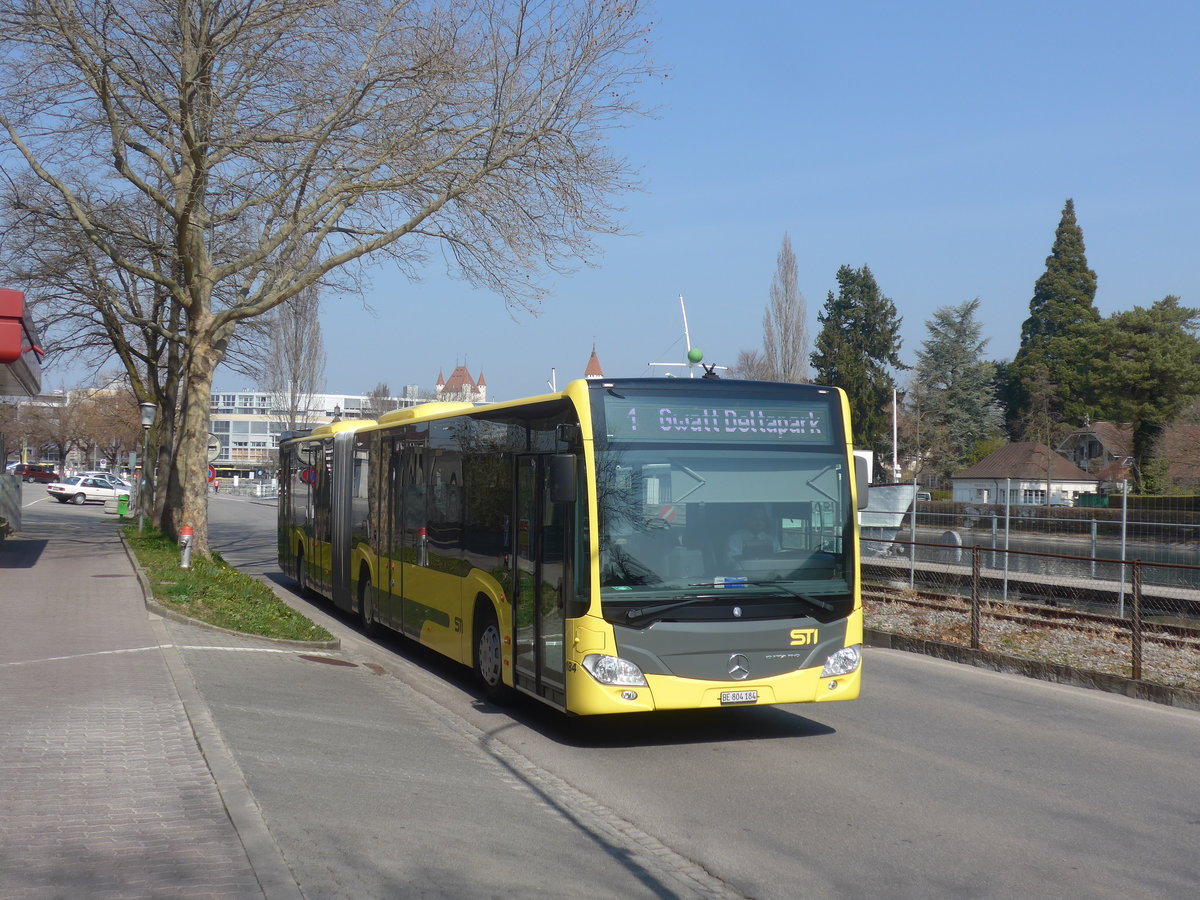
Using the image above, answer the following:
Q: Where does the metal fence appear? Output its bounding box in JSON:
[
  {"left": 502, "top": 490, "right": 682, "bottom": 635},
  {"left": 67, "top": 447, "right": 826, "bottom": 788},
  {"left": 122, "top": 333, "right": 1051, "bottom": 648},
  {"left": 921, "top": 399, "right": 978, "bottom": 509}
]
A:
[
  {"left": 211, "top": 481, "right": 278, "bottom": 500},
  {"left": 863, "top": 536, "right": 1200, "bottom": 692},
  {"left": 910, "top": 501, "right": 1200, "bottom": 563}
]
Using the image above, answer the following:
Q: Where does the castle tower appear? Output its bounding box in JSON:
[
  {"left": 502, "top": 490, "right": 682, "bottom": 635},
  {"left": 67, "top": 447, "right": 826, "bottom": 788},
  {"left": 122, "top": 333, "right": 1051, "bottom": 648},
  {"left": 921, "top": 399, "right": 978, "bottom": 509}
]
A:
[
  {"left": 436, "top": 364, "right": 486, "bottom": 403},
  {"left": 584, "top": 345, "right": 604, "bottom": 379}
]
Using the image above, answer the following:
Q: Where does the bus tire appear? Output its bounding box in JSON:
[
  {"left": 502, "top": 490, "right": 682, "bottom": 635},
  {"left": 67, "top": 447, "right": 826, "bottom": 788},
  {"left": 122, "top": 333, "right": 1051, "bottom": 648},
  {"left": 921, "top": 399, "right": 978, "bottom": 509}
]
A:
[
  {"left": 295, "top": 548, "right": 309, "bottom": 598},
  {"left": 473, "top": 602, "right": 510, "bottom": 703},
  {"left": 358, "top": 565, "right": 376, "bottom": 632}
]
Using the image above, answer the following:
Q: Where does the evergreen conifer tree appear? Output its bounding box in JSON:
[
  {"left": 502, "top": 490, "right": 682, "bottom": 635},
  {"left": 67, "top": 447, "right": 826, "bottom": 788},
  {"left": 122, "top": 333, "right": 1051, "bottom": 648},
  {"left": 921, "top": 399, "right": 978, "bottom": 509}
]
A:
[
  {"left": 811, "top": 264, "right": 903, "bottom": 460},
  {"left": 1008, "top": 199, "right": 1099, "bottom": 435},
  {"left": 909, "top": 299, "right": 1001, "bottom": 482},
  {"left": 1082, "top": 296, "right": 1200, "bottom": 492}
]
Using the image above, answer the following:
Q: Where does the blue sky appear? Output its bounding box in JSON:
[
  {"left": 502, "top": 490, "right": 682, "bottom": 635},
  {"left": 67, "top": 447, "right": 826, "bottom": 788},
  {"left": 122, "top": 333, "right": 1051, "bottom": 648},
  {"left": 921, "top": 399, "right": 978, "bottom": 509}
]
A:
[{"left": 221, "top": 1, "right": 1198, "bottom": 401}]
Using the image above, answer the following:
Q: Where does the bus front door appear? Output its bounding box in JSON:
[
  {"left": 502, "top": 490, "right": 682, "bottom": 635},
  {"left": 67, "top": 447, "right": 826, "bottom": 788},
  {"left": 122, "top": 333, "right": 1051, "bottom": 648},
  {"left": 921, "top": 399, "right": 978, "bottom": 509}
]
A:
[{"left": 513, "top": 455, "right": 566, "bottom": 702}]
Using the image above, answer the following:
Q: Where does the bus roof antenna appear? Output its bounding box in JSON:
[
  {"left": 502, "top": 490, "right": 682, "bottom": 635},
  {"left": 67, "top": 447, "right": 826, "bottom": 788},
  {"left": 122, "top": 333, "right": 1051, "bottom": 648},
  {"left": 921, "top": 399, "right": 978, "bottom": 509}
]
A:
[{"left": 647, "top": 295, "right": 726, "bottom": 378}]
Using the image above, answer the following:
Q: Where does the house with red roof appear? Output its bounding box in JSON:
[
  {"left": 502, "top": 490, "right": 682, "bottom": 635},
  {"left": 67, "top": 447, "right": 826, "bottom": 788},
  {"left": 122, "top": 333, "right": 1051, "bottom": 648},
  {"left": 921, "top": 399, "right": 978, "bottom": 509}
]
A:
[
  {"left": 1056, "top": 421, "right": 1133, "bottom": 483},
  {"left": 1057, "top": 419, "right": 1200, "bottom": 490},
  {"left": 951, "top": 442, "right": 1098, "bottom": 506}
]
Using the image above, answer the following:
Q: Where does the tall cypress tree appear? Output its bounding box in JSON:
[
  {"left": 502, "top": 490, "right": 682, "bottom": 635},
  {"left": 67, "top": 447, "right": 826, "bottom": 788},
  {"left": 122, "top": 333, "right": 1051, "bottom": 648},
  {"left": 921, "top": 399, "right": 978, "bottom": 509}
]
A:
[
  {"left": 811, "top": 264, "right": 903, "bottom": 459},
  {"left": 1008, "top": 199, "right": 1099, "bottom": 436},
  {"left": 762, "top": 233, "right": 809, "bottom": 383}
]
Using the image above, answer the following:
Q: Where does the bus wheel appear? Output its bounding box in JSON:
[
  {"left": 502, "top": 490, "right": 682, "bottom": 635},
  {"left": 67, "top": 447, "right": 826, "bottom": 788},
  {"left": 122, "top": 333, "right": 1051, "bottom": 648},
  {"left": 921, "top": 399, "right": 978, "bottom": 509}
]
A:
[
  {"left": 295, "top": 549, "right": 308, "bottom": 597},
  {"left": 474, "top": 605, "right": 510, "bottom": 703},
  {"left": 358, "top": 566, "right": 376, "bottom": 633}
]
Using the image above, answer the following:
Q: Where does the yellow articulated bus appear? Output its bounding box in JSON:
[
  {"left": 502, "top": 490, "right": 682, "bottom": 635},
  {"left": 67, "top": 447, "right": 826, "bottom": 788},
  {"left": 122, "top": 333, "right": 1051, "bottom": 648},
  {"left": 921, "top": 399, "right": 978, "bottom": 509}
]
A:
[{"left": 278, "top": 377, "right": 868, "bottom": 715}]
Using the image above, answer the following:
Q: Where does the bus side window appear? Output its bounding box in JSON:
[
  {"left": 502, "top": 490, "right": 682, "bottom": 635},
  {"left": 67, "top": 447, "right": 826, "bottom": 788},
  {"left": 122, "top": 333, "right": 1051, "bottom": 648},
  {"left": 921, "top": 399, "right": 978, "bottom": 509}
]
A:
[
  {"left": 403, "top": 444, "right": 427, "bottom": 565},
  {"left": 428, "top": 450, "right": 464, "bottom": 568}
]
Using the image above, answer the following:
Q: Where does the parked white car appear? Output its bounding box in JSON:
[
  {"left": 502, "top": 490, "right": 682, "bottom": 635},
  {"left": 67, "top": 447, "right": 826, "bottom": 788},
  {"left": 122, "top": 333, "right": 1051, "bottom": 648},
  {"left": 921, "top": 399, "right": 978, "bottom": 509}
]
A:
[
  {"left": 46, "top": 475, "right": 127, "bottom": 505},
  {"left": 81, "top": 471, "right": 133, "bottom": 489}
]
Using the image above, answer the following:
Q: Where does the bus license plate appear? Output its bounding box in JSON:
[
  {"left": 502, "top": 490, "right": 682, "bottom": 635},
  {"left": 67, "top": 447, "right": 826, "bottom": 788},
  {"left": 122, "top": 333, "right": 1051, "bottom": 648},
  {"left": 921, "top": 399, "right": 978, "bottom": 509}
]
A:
[{"left": 720, "top": 690, "right": 758, "bottom": 705}]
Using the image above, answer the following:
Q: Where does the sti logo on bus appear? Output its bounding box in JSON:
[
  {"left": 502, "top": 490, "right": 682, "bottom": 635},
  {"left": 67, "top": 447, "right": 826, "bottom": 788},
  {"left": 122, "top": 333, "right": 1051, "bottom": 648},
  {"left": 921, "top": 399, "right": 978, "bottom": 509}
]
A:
[{"left": 790, "top": 628, "right": 818, "bottom": 646}]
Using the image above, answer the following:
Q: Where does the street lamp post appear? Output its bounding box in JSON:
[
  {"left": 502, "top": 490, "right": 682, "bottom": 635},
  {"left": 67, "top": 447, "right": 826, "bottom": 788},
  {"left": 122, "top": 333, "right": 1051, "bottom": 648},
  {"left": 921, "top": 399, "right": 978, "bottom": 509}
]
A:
[
  {"left": 892, "top": 388, "right": 901, "bottom": 482},
  {"left": 138, "top": 401, "right": 156, "bottom": 533}
]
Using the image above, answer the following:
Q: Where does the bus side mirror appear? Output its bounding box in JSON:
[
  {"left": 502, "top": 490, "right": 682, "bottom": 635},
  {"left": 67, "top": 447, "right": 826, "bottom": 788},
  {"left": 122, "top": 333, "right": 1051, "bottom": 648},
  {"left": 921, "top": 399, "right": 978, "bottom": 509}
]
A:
[
  {"left": 854, "top": 455, "right": 869, "bottom": 510},
  {"left": 550, "top": 454, "right": 576, "bottom": 504}
]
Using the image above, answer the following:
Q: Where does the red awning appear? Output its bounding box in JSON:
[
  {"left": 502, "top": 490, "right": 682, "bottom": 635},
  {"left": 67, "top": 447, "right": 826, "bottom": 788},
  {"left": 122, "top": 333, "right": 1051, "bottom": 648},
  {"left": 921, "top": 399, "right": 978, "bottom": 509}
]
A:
[{"left": 0, "top": 289, "right": 43, "bottom": 397}]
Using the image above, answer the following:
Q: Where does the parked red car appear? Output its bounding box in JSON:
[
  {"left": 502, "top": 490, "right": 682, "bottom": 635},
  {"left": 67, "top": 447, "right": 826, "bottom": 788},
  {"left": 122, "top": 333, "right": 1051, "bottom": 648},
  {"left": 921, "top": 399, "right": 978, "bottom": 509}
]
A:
[{"left": 10, "top": 463, "right": 58, "bottom": 484}]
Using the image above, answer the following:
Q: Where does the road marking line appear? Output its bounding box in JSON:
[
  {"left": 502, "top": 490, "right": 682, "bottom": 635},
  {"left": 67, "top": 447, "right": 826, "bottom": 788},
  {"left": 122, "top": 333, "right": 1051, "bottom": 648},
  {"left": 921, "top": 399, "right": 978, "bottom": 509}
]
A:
[{"left": 1, "top": 645, "right": 333, "bottom": 666}]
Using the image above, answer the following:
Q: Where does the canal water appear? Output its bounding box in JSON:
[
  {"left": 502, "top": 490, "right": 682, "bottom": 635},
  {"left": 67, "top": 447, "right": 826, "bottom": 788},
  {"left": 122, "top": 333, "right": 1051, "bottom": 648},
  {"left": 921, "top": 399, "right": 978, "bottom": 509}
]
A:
[{"left": 892, "top": 526, "right": 1200, "bottom": 592}]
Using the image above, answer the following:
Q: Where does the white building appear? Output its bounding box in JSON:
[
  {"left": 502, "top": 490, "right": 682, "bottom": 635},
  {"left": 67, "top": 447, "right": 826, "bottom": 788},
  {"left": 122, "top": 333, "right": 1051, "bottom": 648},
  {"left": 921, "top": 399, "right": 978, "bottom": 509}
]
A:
[
  {"left": 208, "top": 388, "right": 421, "bottom": 472},
  {"left": 951, "top": 442, "right": 1098, "bottom": 506}
]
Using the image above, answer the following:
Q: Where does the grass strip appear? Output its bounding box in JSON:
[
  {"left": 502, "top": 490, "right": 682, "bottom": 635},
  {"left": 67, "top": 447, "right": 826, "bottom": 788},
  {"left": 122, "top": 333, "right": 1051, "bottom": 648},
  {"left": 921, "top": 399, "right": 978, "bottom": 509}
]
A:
[{"left": 124, "top": 525, "right": 333, "bottom": 643}]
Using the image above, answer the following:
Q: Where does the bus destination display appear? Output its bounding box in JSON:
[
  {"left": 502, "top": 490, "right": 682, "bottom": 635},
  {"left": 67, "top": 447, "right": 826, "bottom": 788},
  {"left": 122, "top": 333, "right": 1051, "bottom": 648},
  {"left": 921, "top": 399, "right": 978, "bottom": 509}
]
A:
[{"left": 603, "top": 396, "right": 832, "bottom": 443}]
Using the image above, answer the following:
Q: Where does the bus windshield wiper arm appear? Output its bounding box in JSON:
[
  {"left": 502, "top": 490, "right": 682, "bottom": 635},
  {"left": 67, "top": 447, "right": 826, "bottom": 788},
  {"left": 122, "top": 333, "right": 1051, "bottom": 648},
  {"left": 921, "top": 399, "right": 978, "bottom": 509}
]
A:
[
  {"left": 624, "top": 584, "right": 838, "bottom": 624},
  {"left": 623, "top": 595, "right": 722, "bottom": 622},
  {"left": 737, "top": 581, "right": 837, "bottom": 613}
]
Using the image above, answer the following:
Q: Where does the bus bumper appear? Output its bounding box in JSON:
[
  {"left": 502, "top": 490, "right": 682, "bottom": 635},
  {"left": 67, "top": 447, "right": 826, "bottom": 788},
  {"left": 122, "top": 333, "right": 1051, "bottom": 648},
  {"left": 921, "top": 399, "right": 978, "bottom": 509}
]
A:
[{"left": 567, "top": 659, "right": 861, "bottom": 715}]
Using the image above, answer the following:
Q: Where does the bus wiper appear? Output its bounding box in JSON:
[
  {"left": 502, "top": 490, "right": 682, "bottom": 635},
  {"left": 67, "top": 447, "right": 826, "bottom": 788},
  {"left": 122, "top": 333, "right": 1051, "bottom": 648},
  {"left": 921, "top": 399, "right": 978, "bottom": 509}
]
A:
[
  {"left": 737, "top": 581, "right": 837, "bottom": 613},
  {"left": 623, "top": 594, "right": 722, "bottom": 623}
]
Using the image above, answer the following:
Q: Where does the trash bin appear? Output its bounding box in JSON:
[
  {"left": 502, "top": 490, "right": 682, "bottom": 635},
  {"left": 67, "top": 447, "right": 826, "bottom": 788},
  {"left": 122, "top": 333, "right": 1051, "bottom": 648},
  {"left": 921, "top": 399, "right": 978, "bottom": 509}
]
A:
[{"left": 117, "top": 493, "right": 130, "bottom": 516}]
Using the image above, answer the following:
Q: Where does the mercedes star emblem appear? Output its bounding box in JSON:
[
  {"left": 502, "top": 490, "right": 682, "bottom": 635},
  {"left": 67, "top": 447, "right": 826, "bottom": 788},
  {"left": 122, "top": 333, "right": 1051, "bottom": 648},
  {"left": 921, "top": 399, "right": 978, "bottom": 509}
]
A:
[{"left": 728, "top": 654, "right": 750, "bottom": 680}]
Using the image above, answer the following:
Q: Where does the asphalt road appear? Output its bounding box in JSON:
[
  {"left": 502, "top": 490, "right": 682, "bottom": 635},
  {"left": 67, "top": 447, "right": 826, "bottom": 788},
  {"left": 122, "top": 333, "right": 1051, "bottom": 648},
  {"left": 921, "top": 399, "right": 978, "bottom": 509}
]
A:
[{"left": 205, "top": 494, "right": 1200, "bottom": 899}]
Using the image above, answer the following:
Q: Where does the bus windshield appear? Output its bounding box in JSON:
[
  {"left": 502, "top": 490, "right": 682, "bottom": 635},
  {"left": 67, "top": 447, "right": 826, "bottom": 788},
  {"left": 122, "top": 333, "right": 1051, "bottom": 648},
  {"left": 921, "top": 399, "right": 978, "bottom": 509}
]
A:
[{"left": 593, "top": 443, "right": 854, "bottom": 622}]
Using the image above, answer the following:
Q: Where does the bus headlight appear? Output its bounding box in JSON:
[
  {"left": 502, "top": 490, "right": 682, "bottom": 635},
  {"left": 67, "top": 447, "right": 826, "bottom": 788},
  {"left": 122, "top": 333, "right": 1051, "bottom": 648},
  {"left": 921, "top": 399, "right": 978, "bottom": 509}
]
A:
[
  {"left": 821, "top": 644, "right": 861, "bottom": 678},
  {"left": 582, "top": 654, "right": 648, "bottom": 687}
]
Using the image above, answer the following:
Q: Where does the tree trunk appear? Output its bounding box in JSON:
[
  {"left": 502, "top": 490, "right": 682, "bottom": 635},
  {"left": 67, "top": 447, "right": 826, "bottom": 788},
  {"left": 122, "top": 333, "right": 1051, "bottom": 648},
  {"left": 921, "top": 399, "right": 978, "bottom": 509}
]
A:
[
  {"left": 150, "top": 358, "right": 183, "bottom": 529},
  {"left": 1132, "top": 421, "right": 1165, "bottom": 495},
  {"left": 162, "top": 334, "right": 224, "bottom": 554}
]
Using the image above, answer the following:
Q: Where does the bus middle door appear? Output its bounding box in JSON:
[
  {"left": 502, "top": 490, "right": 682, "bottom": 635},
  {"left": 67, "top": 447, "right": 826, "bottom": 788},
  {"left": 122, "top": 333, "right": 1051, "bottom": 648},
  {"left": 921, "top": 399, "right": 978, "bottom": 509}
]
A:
[{"left": 513, "top": 455, "right": 566, "bottom": 703}]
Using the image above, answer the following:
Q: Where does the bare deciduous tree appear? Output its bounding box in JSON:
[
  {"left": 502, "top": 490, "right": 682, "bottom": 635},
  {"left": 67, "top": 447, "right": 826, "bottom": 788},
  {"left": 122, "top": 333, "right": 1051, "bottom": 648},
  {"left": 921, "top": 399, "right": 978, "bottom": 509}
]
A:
[
  {"left": 361, "top": 382, "right": 398, "bottom": 421},
  {"left": 1159, "top": 396, "right": 1200, "bottom": 491},
  {"left": 728, "top": 348, "right": 771, "bottom": 381},
  {"left": 0, "top": 177, "right": 251, "bottom": 523},
  {"left": 1, "top": 399, "right": 22, "bottom": 465},
  {"left": 259, "top": 287, "right": 326, "bottom": 434},
  {"left": 762, "top": 233, "right": 809, "bottom": 383},
  {"left": 76, "top": 383, "right": 143, "bottom": 472},
  {"left": 0, "top": 0, "right": 655, "bottom": 552},
  {"left": 23, "top": 396, "right": 79, "bottom": 478}
]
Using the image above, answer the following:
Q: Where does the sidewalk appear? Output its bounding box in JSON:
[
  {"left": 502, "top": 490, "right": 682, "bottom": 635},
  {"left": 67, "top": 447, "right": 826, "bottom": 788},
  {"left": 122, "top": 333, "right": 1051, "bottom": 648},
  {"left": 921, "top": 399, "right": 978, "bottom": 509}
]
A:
[{"left": 0, "top": 505, "right": 271, "bottom": 898}]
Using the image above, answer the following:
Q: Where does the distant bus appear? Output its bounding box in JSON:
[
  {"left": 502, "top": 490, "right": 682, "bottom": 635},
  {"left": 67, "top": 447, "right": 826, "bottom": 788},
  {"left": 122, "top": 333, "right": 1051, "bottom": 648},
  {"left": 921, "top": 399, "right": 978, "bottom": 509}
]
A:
[
  {"left": 278, "top": 377, "right": 867, "bottom": 715},
  {"left": 213, "top": 466, "right": 258, "bottom": 481}
]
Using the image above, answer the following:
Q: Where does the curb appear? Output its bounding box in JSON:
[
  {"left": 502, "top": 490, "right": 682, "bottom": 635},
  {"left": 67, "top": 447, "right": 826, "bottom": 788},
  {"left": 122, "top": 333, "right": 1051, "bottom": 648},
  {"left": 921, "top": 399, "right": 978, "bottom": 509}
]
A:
[
  {"left": 149, "top": 616, "right": 304, "bottom": 899},
  {"left": 865, "top": 628, "right": 1200, "bottom": 712},
  {"left": 119, "top": 533, "right": 339, "bottom": 651}
]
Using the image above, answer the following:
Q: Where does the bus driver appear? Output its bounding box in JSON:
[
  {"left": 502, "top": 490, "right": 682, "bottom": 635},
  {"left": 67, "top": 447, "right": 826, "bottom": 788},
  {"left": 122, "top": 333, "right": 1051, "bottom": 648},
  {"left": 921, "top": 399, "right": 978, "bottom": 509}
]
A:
[{"left": 727, "top": 507, "right": 780, "bottom": 559}]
